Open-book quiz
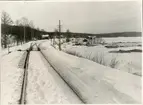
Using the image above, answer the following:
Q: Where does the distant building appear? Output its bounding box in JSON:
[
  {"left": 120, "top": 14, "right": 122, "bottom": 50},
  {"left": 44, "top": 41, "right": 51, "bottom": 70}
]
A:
[
  {"left": 42, "top": 34, "right": 49, "bottom": 39},
  {"left": 87, "top": 36, "right": 105, "bottom": 45}
]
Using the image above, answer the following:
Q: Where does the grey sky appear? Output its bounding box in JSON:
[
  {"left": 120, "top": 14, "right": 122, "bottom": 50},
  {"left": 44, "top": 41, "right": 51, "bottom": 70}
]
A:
[{"left": 0, "top": 1, "right": 142, "bottom": 33}]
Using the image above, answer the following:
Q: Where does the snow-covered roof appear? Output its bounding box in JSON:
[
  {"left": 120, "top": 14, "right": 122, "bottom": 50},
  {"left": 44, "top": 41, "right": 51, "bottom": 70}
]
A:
[{"left": 42, "top": 34, "right": 49, "bottom": 38}]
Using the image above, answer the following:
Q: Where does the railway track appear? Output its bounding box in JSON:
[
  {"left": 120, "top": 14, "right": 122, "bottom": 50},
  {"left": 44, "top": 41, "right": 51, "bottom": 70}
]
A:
[
  {"left": 18, "top": 42, "right": 84, "bottom": 104},
  {"left": 39, "top": 47, "right": 85, "bottom": 104},
  {"left": 19, "top": 44, "right": 32, "bottom": 104}
]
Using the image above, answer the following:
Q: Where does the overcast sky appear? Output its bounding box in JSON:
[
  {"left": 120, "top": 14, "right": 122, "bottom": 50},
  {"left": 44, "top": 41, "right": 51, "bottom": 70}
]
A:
[{"left": 0, "top": 0, "right": 142, "bottom": 33}]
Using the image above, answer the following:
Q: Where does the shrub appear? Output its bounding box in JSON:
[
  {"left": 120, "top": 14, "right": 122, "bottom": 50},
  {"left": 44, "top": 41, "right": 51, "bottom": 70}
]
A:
[
  {"left": 66, "top": 38, "right": 70, "bottom": 42},
  {"left": 65, "top": 50, "right": 82, "bottom": 57},
  {"left": 91, "top": 53, "right": 106, "bottom": 66},
  {"left": 83, "top": 39, "right": 87, "bottom": 42},
  {"left": 65, "top": 50, "right": 119, "bottom": 68},
  {"left": 85, "top": 52, "right": 93, "bottom": 60},
  {"left": 109, "top": 57, "right": 119, "bottom": 68},
  {"left": 133, "top": 72, "right": 141, "bottom": 76}
]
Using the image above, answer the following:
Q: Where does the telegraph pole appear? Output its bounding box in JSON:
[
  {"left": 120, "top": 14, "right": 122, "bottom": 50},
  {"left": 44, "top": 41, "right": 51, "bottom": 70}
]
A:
[{"left": 58, "top": 20, "right": 61, "bottom": 51}]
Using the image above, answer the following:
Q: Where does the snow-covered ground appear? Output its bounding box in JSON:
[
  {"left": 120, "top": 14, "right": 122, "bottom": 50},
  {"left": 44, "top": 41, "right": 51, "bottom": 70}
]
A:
[
  {"left": 1, "top": 41, "right": 34, "bottom": 57},
  {"left": 61, "top": 37, "right": 142, "bottom": 76},
  {"left": 39, "top": 41, "right": 141, "bottom": 104},
  {"left": 1, "top": 51, "right": 24, "bottom": 105},
  {"left": 1, "top": 39, "right": 142, "bottom": 104},
  {"left": 26, "top": 51, "right": 82, "bottom": 104}
]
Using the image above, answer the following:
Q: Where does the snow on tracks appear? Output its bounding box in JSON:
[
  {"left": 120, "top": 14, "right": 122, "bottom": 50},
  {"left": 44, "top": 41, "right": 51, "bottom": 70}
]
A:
[
  {"left": 18, "top": 51, "right": 28, "bottom": 69},
  {"left": 39, "top": 41, "right": 141, "bottom": 104},
  {"left": 26, "top": 51, "right": 82, "bottom": 104}
]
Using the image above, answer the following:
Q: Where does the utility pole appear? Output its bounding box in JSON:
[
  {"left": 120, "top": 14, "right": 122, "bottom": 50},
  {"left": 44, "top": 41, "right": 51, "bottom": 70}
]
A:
[{"left": 58, "top": 20, "right": 61, "bottom": 51}]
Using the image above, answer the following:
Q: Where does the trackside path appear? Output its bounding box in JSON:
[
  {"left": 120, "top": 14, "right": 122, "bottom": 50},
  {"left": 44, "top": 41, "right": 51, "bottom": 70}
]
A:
[
  {"left": 1, "top": 51, "right": 24, "bottom": 105},
  {"left": 26, "top": 51, "right": 82, "bottom": 104}
]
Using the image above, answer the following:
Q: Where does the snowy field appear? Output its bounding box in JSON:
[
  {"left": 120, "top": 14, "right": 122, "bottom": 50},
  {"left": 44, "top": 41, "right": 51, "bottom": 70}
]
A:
[
  {"left": 39, "top": 41, "right": 141, "bottom": 104},
  {"left": 102, "top": 37, "right": 142, "bottom": 43},
  {"left": 61, "top": 37, "right": 142, "bottom": 76}
]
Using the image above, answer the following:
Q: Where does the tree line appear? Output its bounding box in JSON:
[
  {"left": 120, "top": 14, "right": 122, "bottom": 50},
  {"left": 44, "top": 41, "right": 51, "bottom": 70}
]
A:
[{"left": 1, "top": 11, "right": 47, "bottom": 48}]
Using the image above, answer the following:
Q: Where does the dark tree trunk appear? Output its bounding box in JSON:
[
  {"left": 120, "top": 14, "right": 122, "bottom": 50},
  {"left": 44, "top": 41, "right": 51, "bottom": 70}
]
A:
[
  {"left": 17, "top": 39, "right": 19, "bottom": 46},
  {"left": 4, "top": 34, "right": 7, "bottom": 48}
]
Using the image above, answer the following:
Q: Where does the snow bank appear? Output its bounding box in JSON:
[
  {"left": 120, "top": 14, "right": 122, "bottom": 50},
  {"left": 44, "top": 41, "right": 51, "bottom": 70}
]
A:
[
  {"left": 1, "top": 41, "right": 34, "bottom": 57},
  {"left": 39, "top": 41, "right": 141, "bottom": 104},
  {"left": 1, "top": 51, "right": 24, "bottom": 105}
]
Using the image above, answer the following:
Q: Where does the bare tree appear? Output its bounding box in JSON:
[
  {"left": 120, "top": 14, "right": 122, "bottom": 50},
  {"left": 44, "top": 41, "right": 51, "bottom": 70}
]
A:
[
  {"left": 1, "top": 11, "right": 13, "bottom": 25},
  {"left": 1, "top": 11, "right": 13, "bottom": 48},
  {"left": 66, "top": 29, "right": 70, "bottom": 42},
  {"left": 29, "top": 20, "right": 35, "bottom": 40},
  {"left": 41, "top": 29, "right": 45, "bottom": 32},
  {"left": 53, "top": 29, "right": 58, "bottom": 46},
  {"left": 15, "top": 20, "right": 20, "bottom": 26},
  {"left": 29, "top": 20, "right": 34, "bottom": 28},
  {"left": 20, "top": 17, "right": 29, "bottom": 26},
  {"left": 15, "top": 19, "right": 24, "bottom": 45},
  {"left": 20, "top": 17, "right": 29, "bottom": 43}
]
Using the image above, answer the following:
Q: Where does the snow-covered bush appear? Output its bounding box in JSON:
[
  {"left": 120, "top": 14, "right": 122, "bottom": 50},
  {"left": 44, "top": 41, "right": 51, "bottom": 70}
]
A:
[
  {"left": 65, "top": 50, "right": 119, "bottom": 68},
  {"left": 109, "top": 57, "right": 119, "bottom": 68},
  {"left": 65, "top": 50, "right": 82, "bottom": 57},
  {"left": 66, "top": 38, "right": 70, "bottom": 42},
  {"left": 86, "top": 53, "right": 106, "bottom": 66},
  {"left": 86, "top": 37, "right": 105, "bottom": 46}
]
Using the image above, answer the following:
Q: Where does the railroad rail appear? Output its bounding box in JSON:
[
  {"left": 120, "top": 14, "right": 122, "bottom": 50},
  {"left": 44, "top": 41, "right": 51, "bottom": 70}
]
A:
[
  {"left": 19, "top": 43, "right": 32, "bottom": 104},
  {"left": 38, "top": 44, "right": 85, "bottom": 104}
]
